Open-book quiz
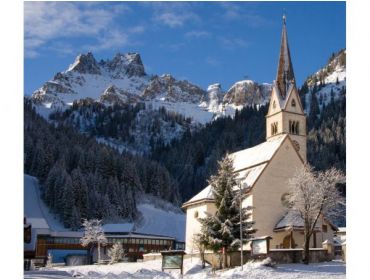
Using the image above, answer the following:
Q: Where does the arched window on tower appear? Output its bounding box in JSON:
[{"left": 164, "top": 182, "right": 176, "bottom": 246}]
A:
[
  {"left": 271, "top": 122, "right": 278, "bottom": 135},
  {"left": 273, "top": 100, "right": 276, "bottom": 109},
  {"left": 295, "top": 122, "right": 299, "bottom": 135},
  {"left": 291, "top": 99, "right": 296, "bottom": 107}
]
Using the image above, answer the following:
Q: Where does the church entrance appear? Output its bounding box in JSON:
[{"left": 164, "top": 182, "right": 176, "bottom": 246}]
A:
[{"left": 282, "top": 232, "right": 296, "bottom": 248}]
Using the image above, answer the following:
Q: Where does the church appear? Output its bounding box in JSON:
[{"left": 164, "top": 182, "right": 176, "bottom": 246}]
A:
[{"left": 182, "top": 17, "right": 337, "bottom": 254}]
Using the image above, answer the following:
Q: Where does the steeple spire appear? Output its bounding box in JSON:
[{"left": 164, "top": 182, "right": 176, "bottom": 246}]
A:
[{"left": 276, "top": 14, "right": 295, "bottom": 99}]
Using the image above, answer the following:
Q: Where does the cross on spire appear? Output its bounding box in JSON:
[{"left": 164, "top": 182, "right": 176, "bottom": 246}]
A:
[{"left": 276, "top": 14, "right": 295, "bottom": 99}]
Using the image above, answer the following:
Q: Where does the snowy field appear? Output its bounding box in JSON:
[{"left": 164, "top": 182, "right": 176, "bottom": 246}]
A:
[{"left": 25, "top": 258, "right": 345, "bottom": 279}]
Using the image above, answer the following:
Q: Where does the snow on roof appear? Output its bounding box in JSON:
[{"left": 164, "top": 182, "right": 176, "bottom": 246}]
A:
[
  {"left": 274, "top": 210, "right": 320, "bottom": 231},
  {"left": 234, "top": 163, "right": 268, "bottom": 190},
  {"left": 184, "top": 162, "right": 268, "bottom": 207},
  {"left": 50, "top": 231, "right": 83, "bottom": 238},
  {"left": 107, "top": 232, "right": 175, "bottom": 240},
  {"left": 26, "top": 218, "right": 49, "bottom": 229},
  {"left": 230, "top": 134, "right": 287, "bottom": 171},
  {"left": 337, "top": 227, "right": 346, "bottom": 233},
  {"left": 183, "top": 136, "right": 287, "bottom": 207},
  {"left": 103, "top": 223, "right": 134, "bottom": 233},
  {"left": 184, "top": 185, "right": 214, "bottom": 205}
]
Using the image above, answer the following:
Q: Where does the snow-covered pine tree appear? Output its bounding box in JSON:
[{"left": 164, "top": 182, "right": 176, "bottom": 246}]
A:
[
  {"left": 107, "top": 242, "right": 125, "bottom": 264},
  {"left": 80, "top": 219, "right": 107, "bottom": 263},
  {"left": 199, "top": 154, "right": 255, "bottom": 268}
]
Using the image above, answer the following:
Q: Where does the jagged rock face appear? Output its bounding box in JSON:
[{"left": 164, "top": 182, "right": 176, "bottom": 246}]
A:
[
  {"left": 68, "top": 52, "right": 101, "bottom": 75},
  {"left": 202, "top": 83, "right": 224, "bottom": 112},
  {"left": 99, "top": 85, "right": 140, "bottom": 105},
  {"left": 104, "top": 53, "right": 146, "bottom": 78},
  {"left": 223, "top": 80, "right": 272, "bottom": 106},
  {"left": 307, "top": 49, "right": 346, "bottom": 88},
  {"left": 142, "top": 74, "right": 206, "bottom": 103}
]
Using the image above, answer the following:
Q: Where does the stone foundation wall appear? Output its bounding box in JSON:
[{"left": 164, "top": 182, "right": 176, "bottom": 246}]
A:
[{"left": 190, "top": 248, "right": 332, "bottom": 269}]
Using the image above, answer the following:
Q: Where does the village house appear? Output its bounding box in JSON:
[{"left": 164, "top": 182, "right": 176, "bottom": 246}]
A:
[{"left": 182, "top": 17, "right": 337, "bottom": 254}]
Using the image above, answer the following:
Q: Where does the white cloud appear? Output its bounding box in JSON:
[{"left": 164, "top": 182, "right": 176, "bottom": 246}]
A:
[
  {"left": 185, "top": 30, "right": 211, "bottom": 39},
  {"left": 219, "top": 37, "right": 249, "bottom": 50},
  {"left": 24, "top": 2, "right": 132, "bottom": 57},
  {"left": 86, "top": 30, "right": 129, "bottom": 53},
  {"left": 219, "top": 2, "right": 271, "bottom": 28},
  {"left": 150, "top": 2, "right": 200, "bottom": 28}
]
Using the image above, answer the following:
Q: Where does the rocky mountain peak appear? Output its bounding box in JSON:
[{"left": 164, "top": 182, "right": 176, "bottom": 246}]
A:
[
  {"left": 68, "top": 52, "right": 101, "bottom": 75},
  {"left": 106, "top": 52, "right": 146, "bottom": 78},
  {"left": 223, "top": 80, "right": 272, "bottom": 106}
]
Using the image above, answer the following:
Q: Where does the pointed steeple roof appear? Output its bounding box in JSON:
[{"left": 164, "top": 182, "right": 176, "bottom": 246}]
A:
[{"left": 276, "top": 15, "right": 296, "bottom": 99}]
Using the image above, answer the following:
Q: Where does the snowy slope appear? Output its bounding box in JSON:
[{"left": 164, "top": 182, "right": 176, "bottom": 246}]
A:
[
  {"left": 24, "top": 174, "right": 69, "bottom": 232},
  {"left": 305, "top": 49, "right": 346, "bottom": 112},
  {"left": 24, "top": 174, "right": 185, "bottom": 240},
  {"left": 135, "top": 203, "right": 185, "bottom": 242}
]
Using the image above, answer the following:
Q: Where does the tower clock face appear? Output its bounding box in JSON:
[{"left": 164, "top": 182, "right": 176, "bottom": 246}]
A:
[{"left": 292, "top": 140, "right": 300, "bottom": 151}]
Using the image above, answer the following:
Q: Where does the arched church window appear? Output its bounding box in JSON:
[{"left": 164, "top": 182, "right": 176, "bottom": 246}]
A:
[
  {"left": 271, "top": 122, "right": 278, "bottom": 135},
  {"left": 291, "top": 99, "right": 296, "bottom": 107},
  {"left": 273, "top": 100, "right": 276, "bottom": 109},
  {"left": 194, "top": 211, "right": 199, "bottom": 218},
  {"left": 289, "top": 120, "right": 292, "bottom": 133},
  {"left": 295, "top": 122, "right": 299, "bottom": 135}
]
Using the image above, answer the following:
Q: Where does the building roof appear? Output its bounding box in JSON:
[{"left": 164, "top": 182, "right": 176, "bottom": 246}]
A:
[
  {"left": 182, "top": 135, "right": 288, "bottom": 208},
  {"left": 103, "top": 223, "right": 135, "bottom": 233},
  {"left": 276, "top": 15, "right": 296, "bottom": 99},
  {"left": 230, "top": 134, "right": 287, "bottom": 172},
  {"left": 274, "top": 210, "right": 320, "bottom": 232}
]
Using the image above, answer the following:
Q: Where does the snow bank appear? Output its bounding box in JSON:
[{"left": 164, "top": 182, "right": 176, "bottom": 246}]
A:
[{"left": 31, "top": 257, "right": 346, "bottom": 279}]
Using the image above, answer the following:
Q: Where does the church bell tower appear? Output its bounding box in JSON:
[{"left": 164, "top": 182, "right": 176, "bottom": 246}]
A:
[{"left": 266, "top": 15, "right": 307, "bottom": 162}]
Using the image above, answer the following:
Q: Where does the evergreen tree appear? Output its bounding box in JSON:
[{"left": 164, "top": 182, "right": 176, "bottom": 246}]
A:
[{"left": 199, "top": 155, "right": 255, "bottom": 268}]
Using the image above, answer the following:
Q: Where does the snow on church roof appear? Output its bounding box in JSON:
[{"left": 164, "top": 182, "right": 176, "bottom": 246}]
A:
[
  {"left": 183, "top": 135, "right": 287, "bottom": 207},
  {"left": 274, "top": 210, "right": 320, "bottom": 231},
  {"left": 184, "top": 185, "right": 214, "bottom": 205},
  {"left": 230, "top": 134, "right": 287, "bottom": 172}
]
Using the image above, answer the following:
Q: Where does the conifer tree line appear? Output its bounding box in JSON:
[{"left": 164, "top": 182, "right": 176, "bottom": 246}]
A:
[
  {"left": 24, "top": 99, "right": 180, "bottom": 229},
  {"left": 49, "top": 98, "right": 194, "bottom": 154}
]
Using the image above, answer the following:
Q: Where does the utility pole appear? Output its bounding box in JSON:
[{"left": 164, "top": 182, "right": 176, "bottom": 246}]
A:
[{"left": 237, "top": 178, "right": 245, "bottom": 271}]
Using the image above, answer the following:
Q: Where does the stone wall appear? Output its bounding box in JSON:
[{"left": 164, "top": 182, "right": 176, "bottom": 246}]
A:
[{"left": 190, "top": 248, "right": 332, "bottom": 269}]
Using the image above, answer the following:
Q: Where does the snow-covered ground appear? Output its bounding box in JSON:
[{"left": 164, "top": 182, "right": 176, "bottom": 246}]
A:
[
  {"left": 24, "top": 174, "right": 185, "bottom": 241},
  {"left": 25, "top": 257, "right": 345, "bottom": 279}
]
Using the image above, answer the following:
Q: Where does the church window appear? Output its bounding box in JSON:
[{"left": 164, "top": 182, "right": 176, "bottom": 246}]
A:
[
  {"left": 295, "top": 122, "right": 299, "bottom": 134},
  {"left": 322, "top": 224, "right": 328, "bottom": 233},
  {"left": 271, "top": 122, "right": 278, "bottom": 135},
  {"left": 273, "top": 100, "right": 276, "bottom": 109},
  {"left": 291, "top": 99, "right": 296, "bottom": 107},
  {"left": 194, "top": 211, "right": 199, "bottom": 218},
  {"left": 289, "top": 120, "right": 299, "bottom": 135}
]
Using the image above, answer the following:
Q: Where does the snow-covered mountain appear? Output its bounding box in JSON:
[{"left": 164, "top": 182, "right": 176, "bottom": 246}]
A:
[
  {"left": 304, "top": 49, "right": 346, "bottom": 112},
  {"left": 223, "top": 80, "right": 272, "bottom": 107},
  {"left": 31, "top": 51, "right": 272, "bottom": 124}
]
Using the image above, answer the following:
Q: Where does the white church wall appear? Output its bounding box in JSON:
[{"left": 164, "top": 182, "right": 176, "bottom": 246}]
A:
[
  {"left": 184, "top": 202, "right": 217, "bottom": 254},
  {"left": 251, "top": 137, "right": 305, "bottom": 248}
]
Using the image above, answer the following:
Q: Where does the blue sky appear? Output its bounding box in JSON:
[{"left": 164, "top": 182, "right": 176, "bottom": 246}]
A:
[{"left": 24, "top": 1, "right": 345, "bottom": 95}]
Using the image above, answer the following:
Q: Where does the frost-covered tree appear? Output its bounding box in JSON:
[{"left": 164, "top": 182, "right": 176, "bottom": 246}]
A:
[
  {"left": 287, "top": 165, "right": 345, "bottom": 264},
  {"left": 107, "top": 242, "right": 125, "bottom": 264},
  {"left": 199, "top": 154, "right": 255, "bottom": 268},
  {"left": 80, "top": 219, "right": 107, "bottom": 263}
]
